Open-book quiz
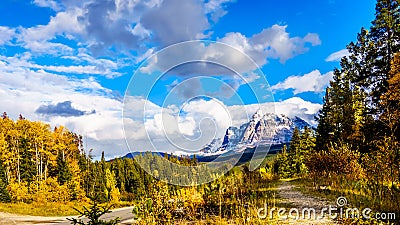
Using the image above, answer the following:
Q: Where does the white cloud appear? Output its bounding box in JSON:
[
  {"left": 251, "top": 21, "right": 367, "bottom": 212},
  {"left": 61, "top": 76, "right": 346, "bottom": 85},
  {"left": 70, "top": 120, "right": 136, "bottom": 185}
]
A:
[
  {"left": 139, "top": 26, "right": 321, "bottom": 99},
  {"left": 0, "top": 52, "right": 322, "bottom": 157},
  {"left": 40, "top": 65, "right": 121, "bottom": 78},
  {"left": 303, "top": 33, "right": 322, "bottom": 46},
  {"left": 0, "top": 55, "right": 124, "bottom": 158},
  {"left": 0, "top": 26, "right": 15, "bottom": 46},
  {"left": 123, "top": 97, "right": 232, "bottom": 153},
  {"left": 1, "top": 52, "right": 121, "bottom": 78},
  {"left": 9, "top": 0, "right": 230, "bottom": 56},
  {"left": 141, "top": 0, "right": 210, "bottom": 46},
  {"left": 122, "top": 94, "right": 322, "bottom": 154},
  {"left": 274, "top": 97, "right": 321, "bottom": 126},
  {"left": 33, "top": 0, "right": 62, "bottom": 11},
  {"left": 140, "top": 25, "right": 320, "bottom": 76},
  {"left": 271, "top": 70, "right": 333, "bottom": 94},
  {"left": 325, "top": 49, "right": 350, "bottom": 62},
  {"left": 0, "top": 0, "right": 325, "bottom": 158},
  {"left": 227, "top": 97, "right": 321, "bottom": 127},
  {"left": 245, "top": 25, "right": 321, "bottom": 63},
  {"left": 205, "top": 0, "right": 235, "bottom": 22},
  {"left": 22, "top": 41, "right": 74, "bottom": 55},
  {"left": 19, "top": 8, "right": 84, "bottom": 42}
]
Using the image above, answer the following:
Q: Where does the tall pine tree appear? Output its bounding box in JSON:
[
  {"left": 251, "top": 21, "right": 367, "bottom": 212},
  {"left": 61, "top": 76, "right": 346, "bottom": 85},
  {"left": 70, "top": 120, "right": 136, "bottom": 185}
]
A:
[
  {"left": 348, "top": 0, "right": 400, "bottom": 115},
  {"left": 57, "top": 150, "right": 72, "bottom": 185},
  {"left": 0, "top": 160, "right": 11, "bottom": 203}
]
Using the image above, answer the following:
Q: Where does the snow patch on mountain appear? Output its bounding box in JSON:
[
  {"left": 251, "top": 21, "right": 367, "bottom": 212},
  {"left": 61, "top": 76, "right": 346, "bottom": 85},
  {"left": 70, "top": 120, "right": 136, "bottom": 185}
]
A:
[{"left": 201, "top": 110, "right": 310, "bottom": 154}]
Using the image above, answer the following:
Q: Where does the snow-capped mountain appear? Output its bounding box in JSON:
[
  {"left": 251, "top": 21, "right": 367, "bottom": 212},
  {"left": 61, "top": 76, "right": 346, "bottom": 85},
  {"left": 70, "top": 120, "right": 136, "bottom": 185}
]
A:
[{"left": 201, "top": 110, "right": 310, "bottom": 154}]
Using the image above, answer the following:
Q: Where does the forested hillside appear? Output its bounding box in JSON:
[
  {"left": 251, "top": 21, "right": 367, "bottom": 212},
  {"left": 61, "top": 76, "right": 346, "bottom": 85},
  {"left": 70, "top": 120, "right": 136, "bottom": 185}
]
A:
[{"left": 0, "top": 113, "right": 202, "bottom": 205}]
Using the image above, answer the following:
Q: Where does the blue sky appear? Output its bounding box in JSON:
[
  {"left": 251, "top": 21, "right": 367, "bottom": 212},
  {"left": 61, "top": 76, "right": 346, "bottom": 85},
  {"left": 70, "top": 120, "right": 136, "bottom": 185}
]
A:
[{"left": 0, "top": 0, "right": 376, "bottom": 157}]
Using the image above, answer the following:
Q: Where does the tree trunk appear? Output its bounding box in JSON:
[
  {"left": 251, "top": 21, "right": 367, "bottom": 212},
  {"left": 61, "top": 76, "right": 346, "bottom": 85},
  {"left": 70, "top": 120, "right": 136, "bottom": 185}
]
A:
[{"left": 17, "top": 140, "right": 20, "bottom": 184}]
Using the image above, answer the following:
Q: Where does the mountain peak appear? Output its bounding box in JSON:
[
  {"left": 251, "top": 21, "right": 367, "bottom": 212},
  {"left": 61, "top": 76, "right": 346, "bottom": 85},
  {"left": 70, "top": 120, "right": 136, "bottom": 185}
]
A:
[
  {"left": 252, "top": 109, "right": 263, "bottom": 121},
  {"left": 201, "top": 111, "right": 310, "bottom": 154}
]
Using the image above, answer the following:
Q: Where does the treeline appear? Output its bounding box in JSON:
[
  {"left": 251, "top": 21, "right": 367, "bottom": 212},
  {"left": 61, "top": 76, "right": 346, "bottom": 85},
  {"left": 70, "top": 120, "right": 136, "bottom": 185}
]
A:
[
  {"left": 271, "top": 0, "right": 400, "bottom": 214},
  {"left": 0, "top": 113, "right": 84, "bottom": 202},
  {"left": 0, "top": 113, "right": 201, "bottom": 204}
]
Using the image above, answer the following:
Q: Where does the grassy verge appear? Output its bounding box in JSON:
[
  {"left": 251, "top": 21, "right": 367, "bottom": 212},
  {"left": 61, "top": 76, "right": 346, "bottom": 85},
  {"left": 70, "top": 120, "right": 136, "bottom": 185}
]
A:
[{"left": 0, "top": 201, "right": 87, "bottom": 217}]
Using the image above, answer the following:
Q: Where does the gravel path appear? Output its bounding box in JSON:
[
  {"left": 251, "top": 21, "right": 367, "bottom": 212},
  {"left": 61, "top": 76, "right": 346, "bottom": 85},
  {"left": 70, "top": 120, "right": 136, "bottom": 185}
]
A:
[
  {"left": 276, "top": 181, "right": 338, "bottom": 225},
  {"left": 0, "top": 212, "right": 67, "bottom": 224}
]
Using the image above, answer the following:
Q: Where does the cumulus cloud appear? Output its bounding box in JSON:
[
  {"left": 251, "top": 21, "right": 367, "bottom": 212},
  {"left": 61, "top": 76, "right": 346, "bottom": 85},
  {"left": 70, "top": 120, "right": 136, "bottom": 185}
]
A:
[
  {"left": 227, "top": 97, "right": 321, "bottom": 127},
  {"left": 0, "top": 26, "right": 15, "bottom": 45},
  {"left": 141, "top": 25, "right": 321, "bottom": 77},
  {"left": 205, "top": 0, "right": 235, "bottom": 22},
  {"left": 0, "top": 0, "right": 325, "bottom": 157},
  {"left": 271, "top": 70, "right": 333, "bottom": 94},
  {"left": 33, "top": 0, "right": 62, "bottom": 11},
  {"left": 0, "top": 55, "right": 124, "bottom": 158},
  {"left": 325, "top": 49, "right": 350, "bottom": 62},
  {"left": 18, "top": 0, "right": 233, "bottom": 55},
  {"left": 122, "top": 93, "right": 322, "bottom": 154},
  {"left": 138, "top": 26, "right": 321, "bottom": 99},
  {"left": 141, "top": 0, "right": 210, "bottom": 46},
  {"left": 0, "top": 51, "right": 322, "bottom": 156},
  {"left": 124, "top": 96, "right": 234, "bottom": 152},
  {"left": 23, "top": 9, "right": 83, "bottom": 41},
  {"left": 4, "top": 0, "right": 319, "bottom": 73},
  {"left": 36, "top": 101, "right": 95, "bottom": 117},
  {"left": 245, "top": 25, "right": 321, "bottom": 63},
  {"left": 1, "top": 51, "right": 121, "bottom": 78},
  {"left": 274, "top": 97, "right": 321, "bottom": 126}
]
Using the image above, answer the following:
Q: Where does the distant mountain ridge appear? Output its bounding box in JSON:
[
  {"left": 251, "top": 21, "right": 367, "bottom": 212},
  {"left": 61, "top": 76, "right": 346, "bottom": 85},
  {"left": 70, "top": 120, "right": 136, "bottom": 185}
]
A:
[
  {"left": 120, "top": 111, "right": 311, "bottom": 162},
  {"left": 201, "top": 110, "right": 310, "bottom": 154}
]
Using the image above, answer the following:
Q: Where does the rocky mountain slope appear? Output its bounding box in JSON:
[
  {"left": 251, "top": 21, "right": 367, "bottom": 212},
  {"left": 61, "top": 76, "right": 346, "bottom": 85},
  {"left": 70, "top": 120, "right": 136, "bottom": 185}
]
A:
[{"left": 202, "top": 110, "right": 310, "bottom": 154}]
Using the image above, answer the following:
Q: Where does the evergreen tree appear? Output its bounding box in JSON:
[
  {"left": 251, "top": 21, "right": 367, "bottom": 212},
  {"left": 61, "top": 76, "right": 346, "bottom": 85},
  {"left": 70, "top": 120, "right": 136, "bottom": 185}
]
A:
[
  {"left": 315, "top": 88, "right": 334, "bottom": 151},
  {"left": 316, "top": 0, "right": 400, "bottom": 152},
  {"left": 381, "top": 52, "right": 400, "bottom": 140},
  {"left": 0, "top": 160, "right": 11, "bottom": 203},
  {"left": 274, "top": 145, "right": 291, "bottom": 178},
  {"left": 289, "top": 127, "right": 301, "bottom": 154},
  {"left": 315, "top": 67, "right": 367, "bottom": 151},
  {"left": 57, "top": 150, "right": 72, "bottom": 185},
  {"left": 288, "top": 127, "right": 301, "bottom": 175},
  {"left": 348, "top": 0, "right": 400, "bottom": 115}
]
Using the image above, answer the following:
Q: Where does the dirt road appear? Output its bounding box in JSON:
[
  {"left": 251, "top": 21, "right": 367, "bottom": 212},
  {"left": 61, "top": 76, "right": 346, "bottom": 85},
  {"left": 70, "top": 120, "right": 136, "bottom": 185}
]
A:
[
  {"left": 276, "top": 181, "right": 337, "bottom": 225},
  {"left": 0, "top": 206, "right": 134, "bottom": 225}
]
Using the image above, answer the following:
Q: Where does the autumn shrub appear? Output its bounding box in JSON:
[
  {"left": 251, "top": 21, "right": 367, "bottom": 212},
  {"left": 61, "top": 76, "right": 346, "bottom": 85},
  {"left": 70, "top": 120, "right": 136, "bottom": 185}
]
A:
[
  {"left": 120, "top": 191, "right": 135, "bottom": 202},
  {"left": 305, "top": 143, "right": 363, "bottom": 187},
  {"left": 8, "top": 181, "right": 30, "bottom": 203}
]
